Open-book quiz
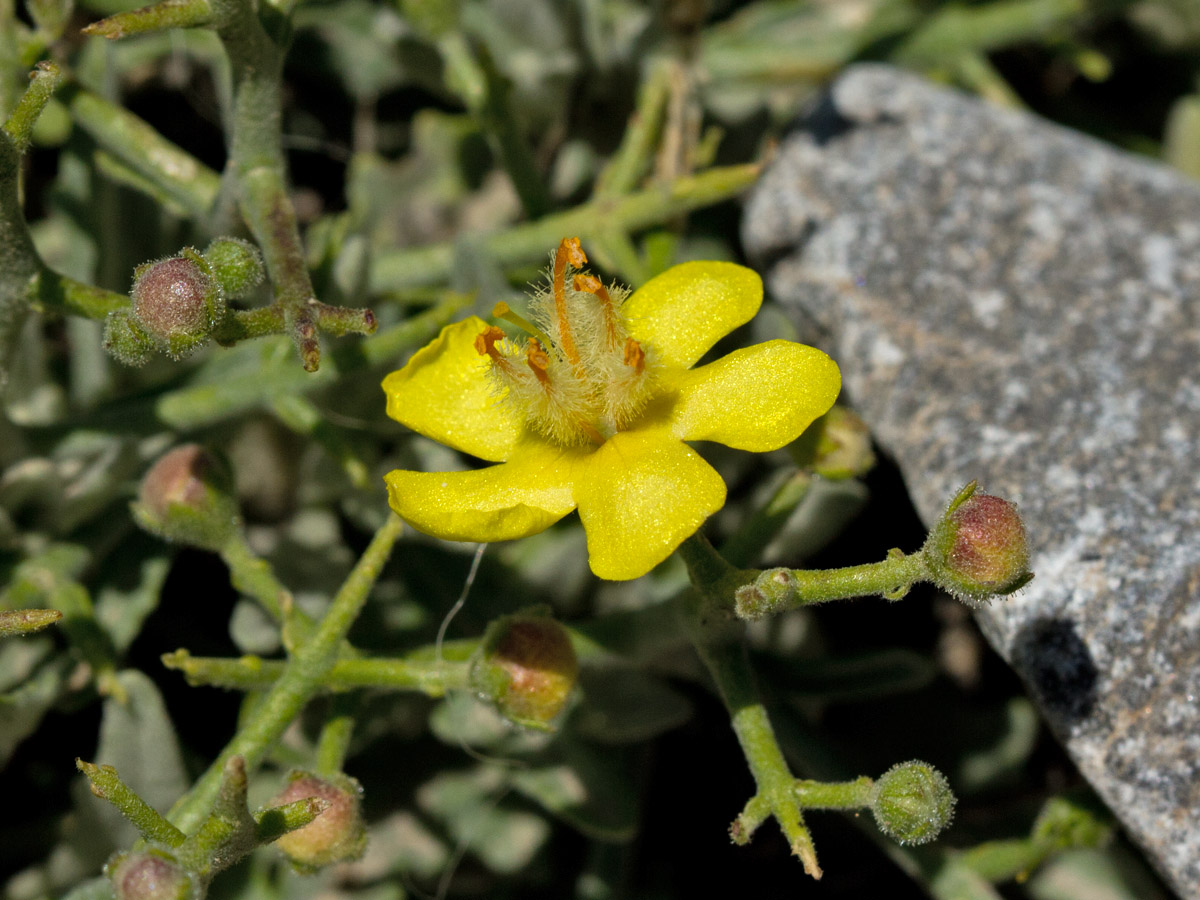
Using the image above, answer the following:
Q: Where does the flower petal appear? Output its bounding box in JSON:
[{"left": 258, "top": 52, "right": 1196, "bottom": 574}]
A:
[
  {"left": 574, "top": 429, "right": 726, "bottom": 580},
  {"left": 621, "top": 261, "right": 762, "bottom": 369},
  {"left": 385, "top": 442, "right": 579, "bottom": 543},
  {"left": 382, "top": 316, "right": 522, "bottom": 462},
  {"left": 670, "top": 340, "right": 841, "bottom": 451}
]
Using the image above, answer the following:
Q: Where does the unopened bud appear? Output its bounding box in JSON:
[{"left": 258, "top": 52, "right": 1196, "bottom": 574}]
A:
[
  {"left": 106, "top": 849, "right": 195, "bottom": 900},
  {"left": 267, "top": 771, "right": 366, "bottom": 873},
  {"left": 130, "top": 251, "right": 223, "bottom": 359},
  {"left": 924, "top": 482, "right": 1032, "bottom": 606},
  {"left": 103, "top": 309, "right": 155, "bottom": 367},
  {"left": 203, "top": 238, "right": 264, "bottom": 299},
  {"left": 790, "top": 406, "right": 875, "bottom": 479},
  {"left": 470, "top": 612, "right": 578, "bottom": 729},
  {"left": 132, "top": 444, "right": 238, "bottom": 550},
  {"left": 870, "top": 761, "right": 955, "bottom": 846}
]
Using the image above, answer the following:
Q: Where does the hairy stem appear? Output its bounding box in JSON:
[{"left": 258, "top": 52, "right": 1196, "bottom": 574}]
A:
[
  {"left": 162, "top": 647, "right": 474, "bottom": 695},
  {"left": 167, "top": 514, "right": 403, "bottom": 833},
  {"left": 675, "top": 534, "right": 822, "bottom": 878}
]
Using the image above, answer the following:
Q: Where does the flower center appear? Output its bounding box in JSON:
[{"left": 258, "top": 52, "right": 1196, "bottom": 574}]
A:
[{"left": 475, "top": 238, "right": 656, "bottom": 447}]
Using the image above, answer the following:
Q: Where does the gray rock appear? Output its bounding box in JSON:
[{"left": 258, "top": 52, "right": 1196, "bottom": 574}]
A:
[{"left": 743, "top": 64, "right": 1200, "bottom": 897}]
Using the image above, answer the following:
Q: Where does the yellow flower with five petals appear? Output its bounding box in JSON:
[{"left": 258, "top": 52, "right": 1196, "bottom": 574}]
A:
[{"left": 382, "top": 239, "right": 841, "bottom": 580}]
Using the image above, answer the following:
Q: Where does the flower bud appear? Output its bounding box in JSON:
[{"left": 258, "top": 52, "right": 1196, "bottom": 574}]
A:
[
  {"left": 923, "top": 482, "right": 1032, "bottom": 606},
  {"left": 470, "top": 612, "right": 578, "bottom": 730},
  {"left": 106, "top": 849, "right": 195, "bottom": 900},
  {"left": 267, "top": 771, "right": 367, "bottom": 874},
  {"left": 870, "top": 761, "right": 956, "bottom": 846},
  {"left": 130, "top": 251, "right": 223, "bottom": 359},
  {"left": 132, "top": 444, "right": 238, "bottom": 550},
  {"left": 203, "top": 238, "right": 264, "bottom": 299},
  {"left": 103, "top": 309, "right": 155, "bottom": 367},
  {"left": 789, "top": 406, "right": 875, "bottom": 479}
]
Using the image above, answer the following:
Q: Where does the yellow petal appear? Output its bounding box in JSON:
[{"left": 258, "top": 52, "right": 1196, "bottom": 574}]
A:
[
  {"left": 670, "top": 340, "right": 841, "bottom": 451},
  {"left": 621, "top": 262, "right": 762, "bottom": 369},
  {"left": 385, "top": 442, "right": 579, "bottom": 543},
  {"left": 382, "top": 317, "right": 522, "bottom": 463},
  {"left": 574, "top": 429, "right": 726, "bottom": 580}
]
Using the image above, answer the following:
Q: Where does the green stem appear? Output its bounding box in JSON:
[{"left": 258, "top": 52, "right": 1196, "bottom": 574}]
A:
[
  {"left": 0, "top": 608, "right": 62, "bottom": 636},
  {"left": 594, "top": 61, "right": 672, "bottom": 198},
  {"left": 675, "top": 533, "right": 821, "bottom": 878},
  {"left": 65, "top": 86, "right": 220, "bottom": 218},
  {"left": 162, "top": 648, "right": 473, "bottom": 695},
  {"left": 211, "top": 0, "right": 349, "bottom": 371},
  {"left": 218, "top": 531, "right": 320, "bottom": 648},
  {"left": 314, "top": 695, "right": 358, "bottom": 774},
  {"left": 696, "top": 635, "right": 822, "bottom": 878},
  {"left": 34, "top": 272, "right": 128, "bottom": 319},
  {"left": 734, "top": 551, "right": 929, "bottom": 620},
  {"left": 3, "top": 60, "right": 62, "bottom": 151},
  {"left": 82, "top": 0, "right": 215, "bottom": 39},
  {"left": 254, "top": 797, "right": 324, "bottom": 844},
  {"left": 77, "top": 760, "right": 188, "bottom": 847},
  {"left": 218, "top": 531, "right": 287, "bottom": 620},
  {"left": 166, "top": 514, "right": 403, "bottom": 833},
  {"left": 368, "top": 164, "right": 760, "bottom": 292},
  {"left": 0, "top": 66, "right": 57, "bottom": 378},
  {"left": 793, "top": 777, "right": 874, "bottom": 810}
]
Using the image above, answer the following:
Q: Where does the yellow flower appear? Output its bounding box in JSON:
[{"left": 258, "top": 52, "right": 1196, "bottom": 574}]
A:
[{"left": 382, "top": 239, "right": 841, "bottom": 580}]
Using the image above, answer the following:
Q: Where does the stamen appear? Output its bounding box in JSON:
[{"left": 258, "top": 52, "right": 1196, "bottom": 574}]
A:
[
  {"left": 526, "top": 339, "right": 551, "bottom": 385},
  {"left": 492, "top": 301, "right": 552, "bottom": 348},
  {"left": 475, "top": 324, "right": 519, "bottom": 378},
  {"left": 573, "top": 273, "right": 620, "bottom": 348},
  {"left": 474, "top": 325, "right": 506, "bottom": 360},
  {"left": 553, "top": 238, "right": 584, "bottom": 371},
  {"left": 624, "top": 338, "right": 645, "bottom": 374}
]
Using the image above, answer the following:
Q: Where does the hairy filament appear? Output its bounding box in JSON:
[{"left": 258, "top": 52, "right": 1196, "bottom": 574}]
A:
[{"left": 552, "top": 238, "right": 586, "bottom": 372}]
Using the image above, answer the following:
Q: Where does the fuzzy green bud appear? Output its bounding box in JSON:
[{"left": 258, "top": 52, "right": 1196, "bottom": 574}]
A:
[
  {"left": 789, "top": 406, "right": 875, "bottom": 479},
  {"left": 129, "top": 250, "right": 224, "bottom": 359},
  {"left": 870, "top": 761, "right": 956, "bottom": 846},
  {"left": 103, "top": 309, "right": 155, "bottom": 366},
  {"left": 924, "top": 482, "right": 1032, "bottom": 606},
  {"left": 470, "top": 612, "right": 578, "bottom": 730},
  {"left": 203, "top": 238, "right": 264, "bottom": 299},
  {"left": 267, "top": 771, "right": 367, "bottom": 874},
  {"left": 106, "top": 849, "right": 196, "bottom": 900},
  {"left": 131, "top": 444, "right": 238, "bottom": 550}
]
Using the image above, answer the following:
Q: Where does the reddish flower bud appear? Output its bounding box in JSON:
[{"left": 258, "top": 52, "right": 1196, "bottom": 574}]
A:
[
  {"left": 130, "top": 251, "right": 223, "bottom": 358},
  {"left": 470, "top": 613, "right": 578, "bottom": 730},
  {"left": 132, "top": 444, "right": 238, "bottom": 550},
  {"left": 267, "top": 771, "right": 366, "bottom": 873},
  {"left": 106, "top": 849, "right": 195, "bottom": 900},
  {"left": 924, "top": 482, "right": 1032, "bottom": 606}
]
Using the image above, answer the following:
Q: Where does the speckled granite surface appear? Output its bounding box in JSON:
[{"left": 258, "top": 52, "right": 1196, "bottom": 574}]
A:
[{"left": 743, "top": 64, "right": 1200, "bottom": 897}]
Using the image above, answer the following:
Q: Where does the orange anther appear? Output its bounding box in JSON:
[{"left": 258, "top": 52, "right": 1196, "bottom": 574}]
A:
[
  {"left": 526, "top": 339, "right": 551, "bottom": 384},
  {"left": 561, "top": 237, "right": 587, "bottom": 269},
  {"left": 475, "top": 325, "right": 506, "bottom": 359},
  {"left": 624, "top": 338, "right": 645, "bottom": 374},
  {"left": 572, "top": 273, "right": 602, "bottom": 294}
]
